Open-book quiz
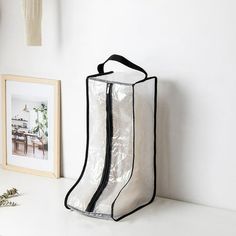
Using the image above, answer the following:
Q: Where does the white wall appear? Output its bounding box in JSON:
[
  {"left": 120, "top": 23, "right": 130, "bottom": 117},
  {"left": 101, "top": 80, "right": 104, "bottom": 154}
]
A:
[{"left": 0, "top": 0, "right": 236, "bottom": 211}]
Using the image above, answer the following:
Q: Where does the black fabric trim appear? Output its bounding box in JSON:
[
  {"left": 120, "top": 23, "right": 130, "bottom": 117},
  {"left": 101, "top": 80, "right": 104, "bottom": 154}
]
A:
[
  {"left": 89, "top": 77, "right": 133, "bottom": 86},
  {"left": 134, "top": 76, "right": 154, "bottom": 85},
  {"left": 97, "top": 54, "right": 148, "bottom": 79},
  {"left": 111, "top": 77, "right": 157, "bottom": 221},
  {"left": 64, "top": 77, "right": 91, "bottom": 209},
  {"left": 88, "top": 67, "right": 155, "bottom": 86},
  {"left": 87, "top": 71, "right": 114, "bottom": 79},
  {"left": 86, "top": 83, "right": 113, "bottom": 212},
  {"left": 89, "top": 74, "right": 156, "bottom": 86}
]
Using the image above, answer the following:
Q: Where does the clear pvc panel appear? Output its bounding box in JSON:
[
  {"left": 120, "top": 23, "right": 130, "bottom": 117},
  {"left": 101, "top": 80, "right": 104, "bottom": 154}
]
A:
[
  {"left": 93, "top": 83, "right": 133, "bottom": 215},
  {"left": 94, "top": 72, "right": 145, "bottom": 84},
  {"left": 112, "top": 78, "right": 156, "bottom": 220},
  {"left": 67, "top": 80, "right": 107, "bottom": 212}
]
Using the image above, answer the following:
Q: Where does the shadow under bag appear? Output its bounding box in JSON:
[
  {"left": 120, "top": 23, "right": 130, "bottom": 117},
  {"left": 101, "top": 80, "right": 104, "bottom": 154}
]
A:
[{"left": 64, "top": 54, "right": 157, "bottom": 221}]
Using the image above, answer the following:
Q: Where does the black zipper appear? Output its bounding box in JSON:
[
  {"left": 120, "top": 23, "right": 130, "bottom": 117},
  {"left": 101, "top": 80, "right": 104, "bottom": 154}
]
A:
[{"left": 86, "top": 83, "right": 113, "bottom": 212}]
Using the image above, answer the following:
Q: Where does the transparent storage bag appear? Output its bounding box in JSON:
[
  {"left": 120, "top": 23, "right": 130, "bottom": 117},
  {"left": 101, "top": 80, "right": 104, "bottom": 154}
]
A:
[{"left": 64, "top": 55, "right": 157, "bottom": 221}]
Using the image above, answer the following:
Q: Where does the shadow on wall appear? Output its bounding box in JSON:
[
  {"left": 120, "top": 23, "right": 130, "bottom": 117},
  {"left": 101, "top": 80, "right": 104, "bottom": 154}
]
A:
[
  {"left": 156, "top": 80, "right": 187, "bottom": 199},
  {"left": 56, "top": 0, "right": 62, "bottom": 48},
  {"left": 55, "top": 0, "right": 63, "bottom": 176}
]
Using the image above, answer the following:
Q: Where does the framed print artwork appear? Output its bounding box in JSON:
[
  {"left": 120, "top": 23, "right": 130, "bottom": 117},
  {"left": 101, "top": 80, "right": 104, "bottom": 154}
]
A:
[{"left": 1, "top": 75, "right": 60, "bottom": 178}]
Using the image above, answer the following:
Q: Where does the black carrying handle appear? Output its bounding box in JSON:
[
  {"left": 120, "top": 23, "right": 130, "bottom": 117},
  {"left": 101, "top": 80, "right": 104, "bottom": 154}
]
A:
[{"left": 97, "top": 54, "right": 148, "bottom": 79}]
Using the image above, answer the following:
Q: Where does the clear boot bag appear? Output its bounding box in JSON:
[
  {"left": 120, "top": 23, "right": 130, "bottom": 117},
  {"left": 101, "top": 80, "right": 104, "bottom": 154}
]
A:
[{"left": 64, "top": 54, "right": 157, "bottom": 221}]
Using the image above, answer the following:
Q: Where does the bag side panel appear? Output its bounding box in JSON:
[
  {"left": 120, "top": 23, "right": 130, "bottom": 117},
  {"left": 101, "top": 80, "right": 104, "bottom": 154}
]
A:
[
  {"left": 112, "top": 78, "right": 156, "bottom": 220},
  {"left": 93, "top": 84, "right": 134, "bottom": 215},
  {"left": 67, "top": 80, "right": 107, "bottom": 212}
]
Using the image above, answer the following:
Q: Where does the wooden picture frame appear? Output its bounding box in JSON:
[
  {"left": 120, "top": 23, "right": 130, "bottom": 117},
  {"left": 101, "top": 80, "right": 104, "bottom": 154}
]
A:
[{"left": 1, "top": 75, "right": 60, "bottom": 178}]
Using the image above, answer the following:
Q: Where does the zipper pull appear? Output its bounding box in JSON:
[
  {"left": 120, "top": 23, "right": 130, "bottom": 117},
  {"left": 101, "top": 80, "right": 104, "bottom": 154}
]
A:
[{"left": 106, "top": 83, "right": 111, "bottom": 94}]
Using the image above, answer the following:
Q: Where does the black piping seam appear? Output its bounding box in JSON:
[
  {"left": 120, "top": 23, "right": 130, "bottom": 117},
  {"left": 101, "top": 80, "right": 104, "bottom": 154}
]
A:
[
  {"left": 89, "top": 76, "right": 157, "bottom": 86},
  {"left": 87, "top": 71, "right": 114, "bottom": 79},
  {"left": 89, "top": 77, "right": 133, "bottom": 86},
  {"left": 134, "top": 76, "right": 156, "bottom": 85},
  {"left": 64, "top": 77, "right": 90, "bottom": 209},
  {"left": 111, "top": 77, "right": 157, "bottom": 221},
  {"left": 88, "top": 70, "right": 156, "bottom": 86}
]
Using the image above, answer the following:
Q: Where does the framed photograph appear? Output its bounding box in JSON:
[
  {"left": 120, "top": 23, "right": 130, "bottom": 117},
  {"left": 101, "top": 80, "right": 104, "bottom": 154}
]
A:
[{"left": 1, "top": 75, "right": 60, "bottom": 178}]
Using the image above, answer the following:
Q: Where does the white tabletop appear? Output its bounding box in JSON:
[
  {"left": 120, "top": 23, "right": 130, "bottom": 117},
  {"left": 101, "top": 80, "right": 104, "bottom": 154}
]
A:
[{"left": 0, "top": 169, "right": 236, "bottom": 236}]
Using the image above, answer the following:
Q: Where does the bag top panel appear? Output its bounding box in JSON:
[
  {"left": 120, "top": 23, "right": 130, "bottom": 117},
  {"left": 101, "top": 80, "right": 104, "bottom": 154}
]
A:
[{"left": 87, "top": 71, "right": 156, "bottom": 86}]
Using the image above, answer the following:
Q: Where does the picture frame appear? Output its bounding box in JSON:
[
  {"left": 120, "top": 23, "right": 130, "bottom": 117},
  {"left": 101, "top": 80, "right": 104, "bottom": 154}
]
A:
[{"left": 1, "top": 75, "right": 61, "bottom": 178}]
